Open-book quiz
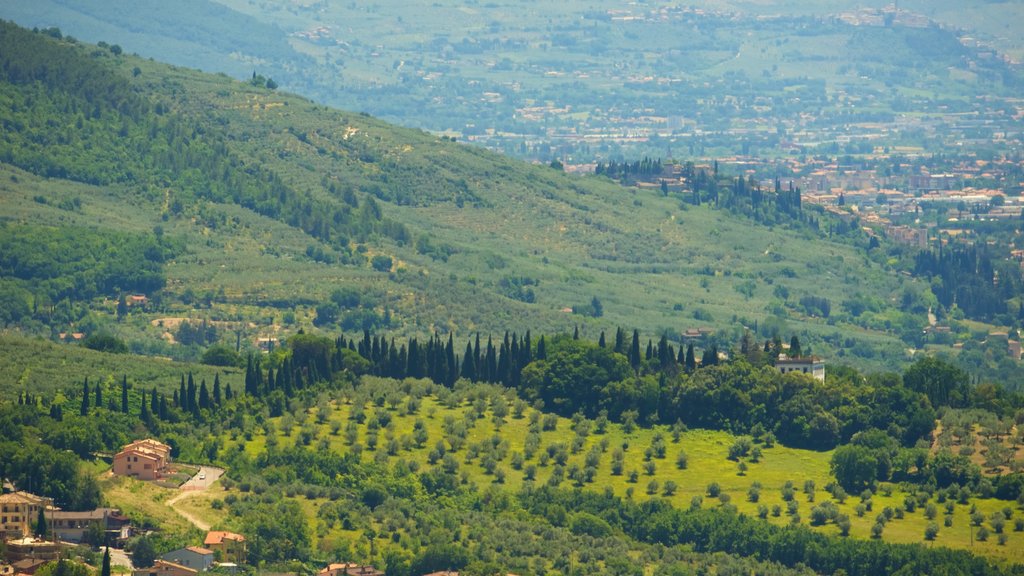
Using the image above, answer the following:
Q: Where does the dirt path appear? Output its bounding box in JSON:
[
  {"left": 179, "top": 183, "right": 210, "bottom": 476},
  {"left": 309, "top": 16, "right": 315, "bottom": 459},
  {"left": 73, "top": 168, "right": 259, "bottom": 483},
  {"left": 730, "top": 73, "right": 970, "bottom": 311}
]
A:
[
  {"left": 166, "top": 466, "right": 223, "bottom": 531},
  {"left": 167, "top": 491, "right": 211, "bottom": 531}
]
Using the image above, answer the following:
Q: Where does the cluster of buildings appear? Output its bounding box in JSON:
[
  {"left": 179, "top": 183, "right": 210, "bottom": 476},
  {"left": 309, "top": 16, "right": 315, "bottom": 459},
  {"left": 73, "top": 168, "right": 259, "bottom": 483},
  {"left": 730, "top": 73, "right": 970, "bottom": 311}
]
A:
[
  {"left": 133, "top": 531, "right": 246, "bottom": 576},
  {"left": 0, "top": 490, "right": 132, "bottom": 576}
]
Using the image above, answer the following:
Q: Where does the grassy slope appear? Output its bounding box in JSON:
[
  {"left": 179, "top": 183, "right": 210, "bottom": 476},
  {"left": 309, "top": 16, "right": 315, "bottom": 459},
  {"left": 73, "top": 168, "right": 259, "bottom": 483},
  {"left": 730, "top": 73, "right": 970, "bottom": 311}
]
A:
[
  {"left": 0, "top": 37, "right": 926, "bottom": 371},
  {"left": 118, "top": 54, "right": 917, "bottom": 365},
  {"left": 103, "top": 383, "right": 1021, "bottom": 566}
]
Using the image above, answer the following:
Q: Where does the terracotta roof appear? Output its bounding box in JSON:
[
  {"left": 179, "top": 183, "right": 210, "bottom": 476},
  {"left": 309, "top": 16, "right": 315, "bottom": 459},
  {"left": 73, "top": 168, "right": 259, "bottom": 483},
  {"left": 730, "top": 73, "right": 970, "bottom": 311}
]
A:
[{"left": 204, "top": 531, "right": 245, "bottom": 545}]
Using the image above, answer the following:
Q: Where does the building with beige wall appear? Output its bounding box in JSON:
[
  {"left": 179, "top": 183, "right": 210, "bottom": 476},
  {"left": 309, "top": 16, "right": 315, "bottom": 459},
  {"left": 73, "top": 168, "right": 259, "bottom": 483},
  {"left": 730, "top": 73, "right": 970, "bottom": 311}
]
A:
[{"left": 112, "top": 439, "right": 172, "bottom": 481}]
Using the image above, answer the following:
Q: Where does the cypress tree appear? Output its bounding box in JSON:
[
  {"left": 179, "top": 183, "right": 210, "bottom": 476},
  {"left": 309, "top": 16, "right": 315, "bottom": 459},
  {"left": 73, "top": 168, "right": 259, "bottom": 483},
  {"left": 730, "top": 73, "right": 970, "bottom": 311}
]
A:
[
  {"left": 789, "top": 335, "right": 802, "bottom": 358},
  {"left": 80, "top": 377, "right": 89, "bottom": 416},
  {"left": 179, "top": 375, "right": 187, "bottom": 408},
  {"left": 573, "top": 325, "right": 579, "bottom": 340},
  {"left": 121, "top": 375, "right": 129, "bottom": 414},
  {"left": 159, "top": 395, "right": 168, "bottom": 420},
  {"left": 598, "top": 331, "right": 606, "bottom": 348},
  {"left": 225, "top": 383, "right": 234, "bottom": 400},
  {"left": 630, "top": 330, "right": 641, "bottom": 370},
  {"left": 462, "top": 341, "right": 476, "bottom": 381},
  {"left": 150, "top": 387, "right": 159, "bottom": 417},
  {"left": 446, "top": 334, "right": 457, "bottom": 386},
  {"left": 199, "top": 380, "right": 210, "bottom": 410},
  {"left": 213, "top": 374, "right": 222, "bottom": 406},
  {"left": 244, "top": 355, "right": 255, "bottom": 396},
  {"left": 187, "top": 373, "right": 197, "bottom": 413},
  {"left": 614, "top": 328, "right": 625, "bottom": 354},
  {"left": 685, "top": 344, "right": 696, "bottom": 372},
  {"left": 140, "top": 390, "right": 151, "bottom": 425},
  {"left": 95, "top": 382, "right": 102, "bottom": 409},
  {"left": 34, "top": 507, "right": 47, "bottom": 538},
  {"left": 537, "top": 335, "right": 547, "bottom": 360},
  {"left": 101, "top": 548, "right": 111, "bottom": 576}
]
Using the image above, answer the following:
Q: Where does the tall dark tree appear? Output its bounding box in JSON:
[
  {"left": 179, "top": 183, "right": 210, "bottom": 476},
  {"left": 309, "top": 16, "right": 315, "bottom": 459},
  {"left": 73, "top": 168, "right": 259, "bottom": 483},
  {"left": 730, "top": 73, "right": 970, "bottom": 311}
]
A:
[
  {"left": 461, "top": 341, "right": 476, "bottom": 381},
  {"left": 120, "top": 375, "right": 129, "bottom": 414},
  {"left": 213, "top": 374, "right": 222, "bottom": 406},
  {"left": 629, "top": 330, "right": 641, "bottom": 370},
  {"left": 199, "top": 380, "right": 210, "bottom": 410},
  {"left": 80, "top": 377, "right": 89, "bottom": 416},
  {"left": 34, "top": 507, "right": 47, "bottom": 538},
  {"left": 789, "top": 335, "right": 802, "bottom": 358},
  {"left": 94, "top": 382, "right": 102, "bottom": 409},
  {"left": 101, "top": 547, "right": 111, "bottom": 576},
  {"left": 684, "top": 344, "right": 696, "bottom": 372}
]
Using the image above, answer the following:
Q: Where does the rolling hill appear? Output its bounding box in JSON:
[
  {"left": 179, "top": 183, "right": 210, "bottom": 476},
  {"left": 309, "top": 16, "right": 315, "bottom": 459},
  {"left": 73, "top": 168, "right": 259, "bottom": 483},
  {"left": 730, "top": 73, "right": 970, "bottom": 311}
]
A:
[{"left": 0, "top": 21, "right": 926, "bottom": 373}]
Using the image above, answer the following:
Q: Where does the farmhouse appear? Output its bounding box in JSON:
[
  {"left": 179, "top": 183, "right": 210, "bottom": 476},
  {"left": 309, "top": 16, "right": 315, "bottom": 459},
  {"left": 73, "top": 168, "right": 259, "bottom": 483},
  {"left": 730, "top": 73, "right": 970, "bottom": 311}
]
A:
[
  {"left": 203, "top": 531, "right": 246, "bottom": 563},
  {"left": 112, "top": 439, "right": 172, "bottom": 481},
  {"left": 775, "top": 355, "right": 825, "bottom": 382}
]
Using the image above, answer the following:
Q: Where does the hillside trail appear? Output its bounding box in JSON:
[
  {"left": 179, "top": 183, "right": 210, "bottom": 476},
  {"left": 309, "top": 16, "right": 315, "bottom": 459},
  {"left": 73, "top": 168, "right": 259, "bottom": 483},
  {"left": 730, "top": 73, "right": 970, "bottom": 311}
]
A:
[
  {"left": 165, "top": 466, "right": 224, "bottom": 531},
  {"left": 166, "top": 491, "right": 211, "bottom": 531}
]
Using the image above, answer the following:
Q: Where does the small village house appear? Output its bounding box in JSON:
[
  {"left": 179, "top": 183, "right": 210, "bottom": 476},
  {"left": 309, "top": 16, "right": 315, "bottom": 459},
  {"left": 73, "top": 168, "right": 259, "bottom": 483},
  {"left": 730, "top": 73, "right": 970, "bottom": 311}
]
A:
[
  {"left": 203, "top": 531, "right": 246, "bottom": 564},
  {"left": 112, "top": 439, "right": 172, "bottom": 481},
  {"left": 318, "top": 563, "right": 384, "bottom": 576},
  {"left": 133, "top": 560, "right": 198, "bottom": 576},
  {"left": 161, "top": 547, "right": 215, "bottom": 572},
  {"left": 775, "top": 355, "right": 826, "bottom": 382}
]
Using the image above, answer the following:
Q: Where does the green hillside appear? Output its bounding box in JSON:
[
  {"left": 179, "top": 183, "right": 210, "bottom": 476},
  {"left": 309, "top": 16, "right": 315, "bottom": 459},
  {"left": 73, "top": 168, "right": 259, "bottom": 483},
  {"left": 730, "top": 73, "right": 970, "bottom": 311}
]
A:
[{"left": 0, "top": 22, "right": 927, "bottom": 372}]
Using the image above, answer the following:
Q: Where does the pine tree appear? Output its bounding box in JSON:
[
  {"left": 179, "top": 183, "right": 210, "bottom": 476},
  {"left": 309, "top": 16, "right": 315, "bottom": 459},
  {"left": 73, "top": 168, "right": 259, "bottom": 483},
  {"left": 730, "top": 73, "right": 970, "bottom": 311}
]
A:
[{"left": 121, "top": 375, "right": 129, "bottom": 414}]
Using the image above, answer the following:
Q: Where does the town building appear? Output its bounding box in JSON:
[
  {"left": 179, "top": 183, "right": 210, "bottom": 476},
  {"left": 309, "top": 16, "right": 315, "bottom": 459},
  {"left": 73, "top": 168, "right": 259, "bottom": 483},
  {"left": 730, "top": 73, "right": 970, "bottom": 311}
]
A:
[
  {"left": 133, "top": 560, "right": 198, "bottom": 576},
  {"left": 161, "top": 547, "right": 215, "bottom": 572},
  {"left": 0, "top": 492, "right": 52, "bottom": 540},
  {"left": 775, "top": 355, "right": 825, "bottom": 382},
  {"left": 3, "top": 538, "right": 60, "bottom": 562},
  {"left": 50, "top": 508, "right": 131, "bottom": 544},
  {"left": 112, "top": 439, "right": 172, "bottom": 481},
  {"left": 203, "top": 532, "right": 246, "bottom": 564}
]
